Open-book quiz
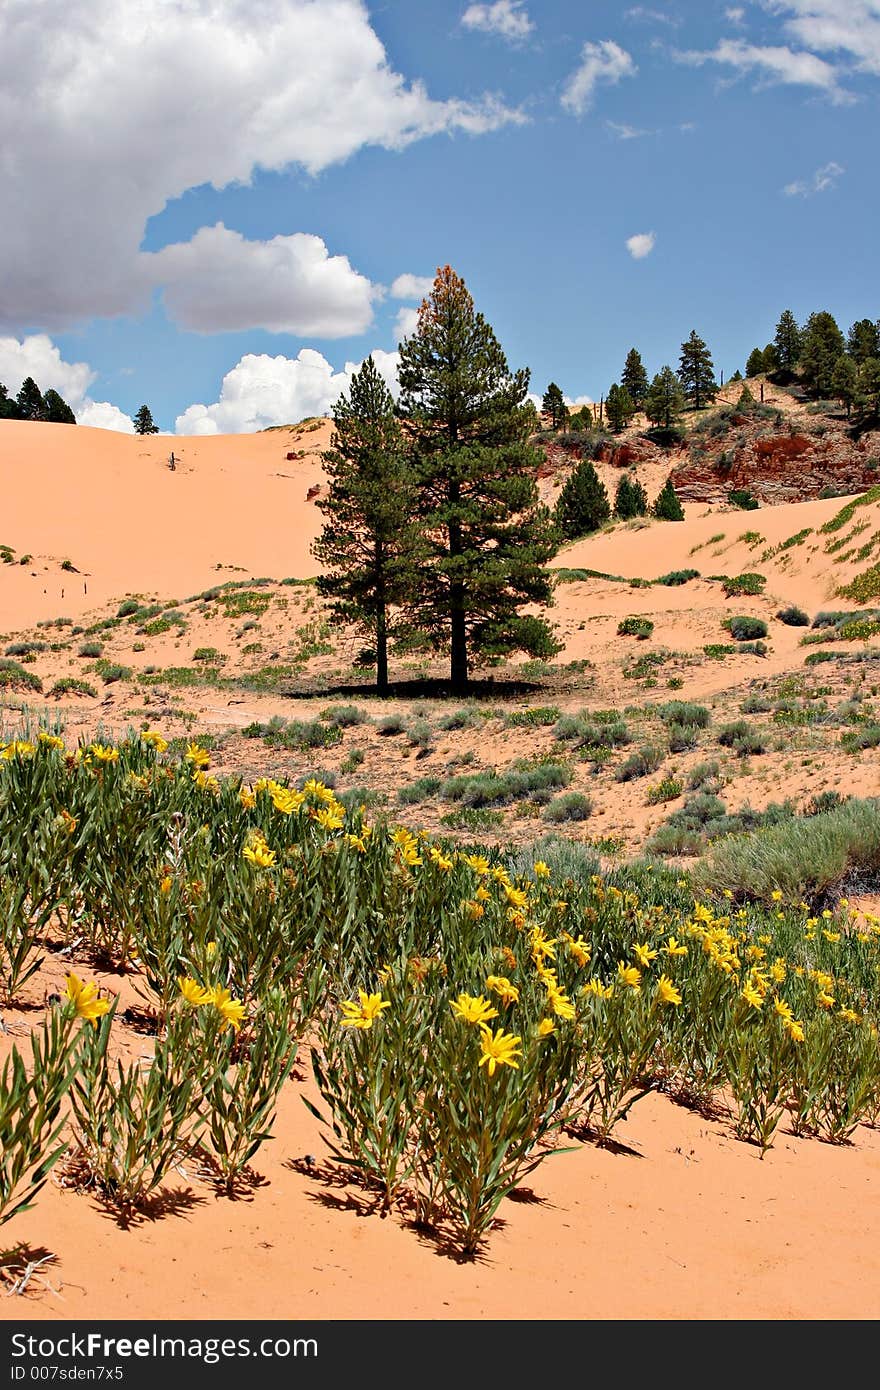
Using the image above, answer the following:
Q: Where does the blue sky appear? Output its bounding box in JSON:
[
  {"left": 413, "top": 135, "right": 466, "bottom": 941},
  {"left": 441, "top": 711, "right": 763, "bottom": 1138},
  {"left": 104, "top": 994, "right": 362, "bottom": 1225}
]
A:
[{"left": 0, "top": 0, "right": 877, "bottom": 434}]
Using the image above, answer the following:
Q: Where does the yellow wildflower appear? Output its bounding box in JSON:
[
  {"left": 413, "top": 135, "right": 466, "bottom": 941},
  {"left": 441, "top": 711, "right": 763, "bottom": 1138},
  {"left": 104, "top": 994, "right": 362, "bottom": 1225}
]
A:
[
  {"left": 742, "top": 981, "right": 764, "bottom": 1010},
  {"left": 178, "top": 976, "right": 212, "bottom": 1007},
  {"left": 771, "top": 889, "right": 783, "bottom": 903},
  {"left": 783, "top": 1017, "right": 805, "bottom": 1043},
  {"left": 617, "top": 962, "right": 642, "bottom": 991},
  {"left": 65, "top": 972, "right": 111, "bottom": 1026},
  {"left": 486, "top": 975, "right": 520, "bottom": 1007},
  {"left": 141, "top": 730, "right": 168, "bottom": 753},
  {"left": 89, "top": 743, "right": 119, "bottom": 763},
  {"left": 464, "top": 854, "right": 490, "bottom": 876},
  {"left": 239, "top": 785, "right": 256, "bottom": 809},
  {"left": 242, "top": 841, "right": 276, "bottom": 868},
  {"left": 548, "top": 987, "right": 576, "bottom": 1020},
  {"left": 340, "top": 989, "right": 391, "bottom": 1030},
  {"left": 655, "top": 975, "right": 682, "bottom": 1006},
  {"left": 817, "top": 990, "right": 836, "bottom": 1009},
  {"left": 773, "top": 996, "right": 793, "bottom": 1022},
  {"left": 530, "top": 928, "right": 557, "bottom": 964},
  {"left": 533, "top": 860, "right": 550, "bottom": 878},
  {"left": 566, "top": 936, "right": 591, "bottom": 969},
  {"left": 38, "top": 733, "right": 65, "bottom": 750},
  {"left": 633, "top": 942, "right": 658, "bottom": 968},
  {"left": 663, "top": 936, "right": 688, "bottom": 957},
  {"left": 314, "top": 805, "right": 345, "bottom": 832},
  {"left": 451, "top": 993, "right": 499, "bottom": 1026},
  {"left": 209, "top": 985, "right": 246, "bottom": 1032},
  {"left": 537, "top": 1017, "right": 556, "bottom": 1037},
  {"left": 839, "top": 1007, "right": 861, "bottom": 1024},
  {"left": 478, "top": 1026, "right": 522, "bottom": 1078},
  {"left": 185, "top": 743, "right": 210, "bottom": 769}
]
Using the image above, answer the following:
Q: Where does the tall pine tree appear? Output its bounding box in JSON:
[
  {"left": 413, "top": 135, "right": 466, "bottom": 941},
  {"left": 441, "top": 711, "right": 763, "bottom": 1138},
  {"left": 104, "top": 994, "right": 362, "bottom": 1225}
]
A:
[
  {"left": 43, "top": 389, "right": 76, "bottom": 424},
  {"left": 614, "top": 473, "right": 648, "bottom": 519},
  {"left": 555, "top": 457, "right": 610, "bottom": 539},
  {"left": 653, "top": 477, "right": 685, "bottom": 521},
  {"left": 16, "top": 377, "right": 46, "bottom": 420},
  {"left": 774, "top": 309, "right": 802, "bottom": 374},
  {"left": 542, "top": 382, "right": 568, "bottom": 430},
  {"left": 396, "top": 266, "right": 559, "bottom": 691},
  {"left": 644, "top": 366, "right": 685, "bottom": 429},
  {"left": 0, "top": 383, "right": 21, "bottom": 420},
  {"left": 133, "top": 405, "right": 159, "bottom": 435},
  {"left": 312, "top": 357, "right": 424, "bottom": 693},
  {"left": 606, "top": 382, "right": 634, "bottom": 433},
  {"left": 800, "top": 312, "right": 846, "bottom": 397},
  {"left": 621, "top": 348, "right": 649, "bottom": 407},
  {"left": 678, "top": 330, "right": 717, "bottom": 410}
]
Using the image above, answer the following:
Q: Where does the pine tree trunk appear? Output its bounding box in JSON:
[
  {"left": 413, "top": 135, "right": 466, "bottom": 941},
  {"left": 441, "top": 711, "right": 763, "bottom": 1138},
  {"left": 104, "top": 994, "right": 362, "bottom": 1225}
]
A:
[
  {"left": 376, "top": 604, "right": 389, "bottom": 695},
  {"left": 450, "top": 597, "right": 468, "bottom": 693}
]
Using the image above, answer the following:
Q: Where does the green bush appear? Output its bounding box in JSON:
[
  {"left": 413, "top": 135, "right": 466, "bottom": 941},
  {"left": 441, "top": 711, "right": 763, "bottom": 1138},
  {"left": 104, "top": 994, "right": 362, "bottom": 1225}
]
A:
[
  {"left": 776, "top": 606, "right": 809, "bottom": 627},
  {"left": 78, "top": 642, "right": 103, "bottom": 658},
  {"left": 647, "top": 776, "right": 683, "bottom": 805},
  {"left": 722, "top": 573, "right": 766, "bottom": 598},
  {"left": 541, "top": 790, "right": 592, "bottom": 823},
  {"left": 50, "top": 677, "right": 97, "bottom": 698},
  {"left": 617, "top": 617, "right": 654, "bottom": 640},
  {"left": 658, "top": 701, "right": 710, "bottom": 728},
  {"left": 397, "top": 777, "right": 443, "bottom": 805},
  {"left": 728, "top": 489, "right": 759, "bottom": 511},
  {"left": 725, "top": 616, "right": 768, "bottom": 641},
  {"left": 116, "top": 599, "right": 141, "bottom": 618},
  {"left": 614, "top": 744, "right": 665, "bottom": 782},
  {"left": 0, "top": 661, "right": 42, "bottom": 693},
  {"left": 653, "top": 569, "right": 700, "bottom": 586}
]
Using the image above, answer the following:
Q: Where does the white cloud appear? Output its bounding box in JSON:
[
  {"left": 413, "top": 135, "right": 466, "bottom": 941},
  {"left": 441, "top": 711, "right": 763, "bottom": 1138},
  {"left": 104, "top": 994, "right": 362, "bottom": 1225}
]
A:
[
  {"left": 783, "top": 159, "right": 845, "bottom": 194},
  {"left": 626, "top": 231, "right": 656, "bottom": 259},
  {"left": 774, "top": 1, "right": 880, "bottom": 76},
  {"left": 0, "top": 333, "right": 140, "bottom": 431},
  {"left": 675, "top": 37, "right": 849, "bottom": 99},
  {"left": 606, "top": 119, "right": 654, "bottom": 138},
  {"left": 461, "top": 1, "right": 534, "bottom": 41},
  {"left": 725, "top": 6, "right": 746, "bottom": 23},
  {"left": 393, "top": 307, "right": 420, "bottom": 342},
  {"left": 175, "top": 347, "right": 401, "bottom": 436},
  {"left": 625, "top": 6, "right": 681, "bottom": 24},
  {"left": 143, "top": 225, "right": 375, "bottom": 336},
  {"left": 390, "top": 274, "right": 435, "bottom": 300},
  {"left": 562, "top": 40, "right": 637, "bottom": 115},
  {"left": 0, "top": 334, "right": 95, "bottom": 407},
  {"left": 0, "top": 0, "right": 524, "bottom": 333},
  {"left": 76, "top": 401, "right": 136, "bottom": 434}
]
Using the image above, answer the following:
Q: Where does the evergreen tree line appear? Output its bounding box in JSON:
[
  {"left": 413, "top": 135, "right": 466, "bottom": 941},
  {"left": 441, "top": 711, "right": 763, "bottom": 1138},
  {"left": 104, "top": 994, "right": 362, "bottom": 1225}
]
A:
[
  {"left": 0, "top": 375, "right": 77, "bottom": 423},
  {"left": 745, "top": 307, "right": 880, "bottom": 422},
  {"left": 542, "top": 329, "right": 720, "bottom": 439}
]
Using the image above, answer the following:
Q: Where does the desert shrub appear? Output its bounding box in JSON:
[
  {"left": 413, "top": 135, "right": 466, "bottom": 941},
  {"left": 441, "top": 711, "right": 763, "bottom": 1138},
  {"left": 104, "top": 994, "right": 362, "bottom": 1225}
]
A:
[
  {"left": 812, "top": 611, "right": 853, "bottom": 629},
  {"left": 78, "top": 642, "right": 103, "bottom": 658},
  {"left": 719, "top": 721, "right": 767, "bottom": 757},
  {"left": 703, "top": 644, "right": 736, "bottom": 660},
  {"left": 0, "top": 661, "right": 42, "bottom": 693},
  {"left": 278, "top": 721, "right": 343, "bottom": 752},
  {"left": 686, "top": 760, "right": 722, "bottom": 792},
  {"left": 667, "top": 722, "right": 701, "bottom": 753},
  {"left": 553, "top": 714, "right": 629, "bottom": 751},
  {"left": 322, "top": 705, "right": 369, "bottom": 728},
  {"left": 95, "top": 661, "right": 131, "bottom": 685},
  {"left": 658, "top": 701, "right": 710, "bottom": 729},
  {"left": 377, "top": 714, "right": 406, "bottom": 736},
  {"left": 397, "top": 777, "right": 443, "bottom": 805},
  {"left": 436, "top": 707, "right": 482, "bottom": 731},
  {"left": 738, "top": 641, "right": 767, "bottom": 656},
  {"left": 504, "top": 836, "right": 599, "bottom": 882},
  {"left": 505, "top": 706, "right": 561, "bottom": 728},
  {"left": 407, "top": 719, "right": 434, "bottom": 750},
  {"left": 617, "top": 617, "right": 654, "bottom": 640},
  {"left": 5, "top": 642, "right": 47, "bottom": 657},
  {"left": 725, "top": 616, "right": 768, "bottom": 641},
  {"left": 777, "top": 605, "right": 809, "bottom": 627},
  {"left": 741, "top": 693, "right": 773, "bottom": 713},
  {"left": 647, "top": 776, "right": 683, "bottom": 805},
  {"left": 116, "top": 599, "right": 141, "bottom": 618},
  {"left": 804, "top": 791, "right": 845, "bottom": 817},
  {"left": 653, "top": 568, "right": 700, "bottom": 586},
  {"left": 441, "top": 762, "right": 571, "bottom": 808},
  {"left": 646, "top": 824, "right": 703, "bottom": 857},
  {"left": 722, "top": 573, "right": 766, "bottom": 597},
  {"left": 614, "top": 744, "right": 665, "bottom": 782},
  {"left": 193, "top": 647, "right": 225, "bottom": 663},
  {"left": 840, "top": 725, "right": 880, "bottom": 753},
  {"left": 728, "top": 489, "right": 759, "bottom": 511},
  {"left": 541, "top": 790, "right": 592, "bottom": 823},
  {"left": 696, "top": 797, "right": 880, "bottom": 901},
  {"left": 49, "top": 677, "right": 97, "bottom": 698}
]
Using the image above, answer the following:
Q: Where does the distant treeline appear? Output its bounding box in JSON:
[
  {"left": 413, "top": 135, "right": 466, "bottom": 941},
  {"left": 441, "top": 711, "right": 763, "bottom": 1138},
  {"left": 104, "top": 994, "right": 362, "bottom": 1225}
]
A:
[{"left": 0, "top": 375, "right": 76, "bottom": 423}]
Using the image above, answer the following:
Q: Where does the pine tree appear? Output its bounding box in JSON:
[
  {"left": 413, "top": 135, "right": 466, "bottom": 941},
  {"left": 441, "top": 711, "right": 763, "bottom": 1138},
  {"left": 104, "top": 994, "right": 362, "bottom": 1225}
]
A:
[
  {"left": 644, "top": 366, "right": 685, "bottom": 430},
  {"left": 735, "top": 384, "right": 756, "bottom": 411},
  {"left": 569, "top": 405, "right": 594, "bottom": 432},
  {"left": 0, "top": 383, "right": 21, "bottom": 420},
  {"left": 847, "top": 319, "right": 880, "bottom": 365},
  {"left": 396, "top": 266, "right": 560, "bottom": 691},
  {"left": 831, "top": 355, "right": 858, "bottom": 419},
  {"left": 678, "top": 330, "right": 717, "bottom": 410},
  {"left": 605, "top": 382, "right": 634, "bottom": 433},
  {"left": 800, "top": 311, "right": 845, "bottom": 397},
  {"left": 16, "top": 377, "right": 46, "bottom": 421},
  {"left": 542, "top": 382, "right": 568, "bottom": 430},
  {"left": 312, "top": 357, "right": 424, "bottom": 693},
  {"left": 614, "top": 473, "right": 648, "bottom": 520},
  {"left": 761, "top": 342, "right": 780, "bottom": 374},
  {"left": 133, "top": 404, "right": 159, "bottom": 435},
  {"left": 774, "top": 309, "right": 802, "bottom": 374},
  {"left": 43, "top": 389, "right": 77, "bottom": 424},
  {"left": 653, "top": 477, "right": 685, "bottom": 521},
  {"left": 555, "top": 457, "right": 610, "bottom": 539},
  {"left": 855, "top": 359, "right": 880, "bottom": 422},
  {"left": 621, "top": 348, "right": 649, "bottom": 407},
  {"left": 745, "top": 347, "right": 766, "bottom": 378}
]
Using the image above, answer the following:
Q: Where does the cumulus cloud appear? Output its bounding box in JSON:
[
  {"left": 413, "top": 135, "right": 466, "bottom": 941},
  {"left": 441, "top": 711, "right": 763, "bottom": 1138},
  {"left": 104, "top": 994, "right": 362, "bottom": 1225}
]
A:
[
  {"left": 776, "top": 1, "right": 880, "bottom": 77},
  {"left": 390, "top": 274, "right": 435, "bottom": 300},
  {"left": 0, "top": 0, "right": 523, "bottom": 333},
  {"left": 175, "top": 348, "right": 401, "bottom": 436},
  {"left": 461, "top": 1, "right": 534, "bottom": 41},
  {"left": 0, "top": 333, "right": 137, "bottom": 431},
  {"left": 561, "top": 40, "right": 637, "bottom": 115},
  {"left": 144, "top": 225, "right": 375, "bottom": 336},
  {"left": 783, "top": 159, "right": 845, "bottom": 194},
  {"left": 393, "top": 307, "right": 420, "bottom": 343},
  {"left": 625, "top": 7, "right": 681, "bottom": 24},
  {"left": 626, "top": 231, "right": 656, "bottom": 259},
  {"left": 675, "top": 37, "right": 849, "bottom": 100},
  {"left": 725, "top": 6, "right": 746, "bottom": 22},
  {"left": 76, "top": 401, "right": 136, "bottom": 433}
]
